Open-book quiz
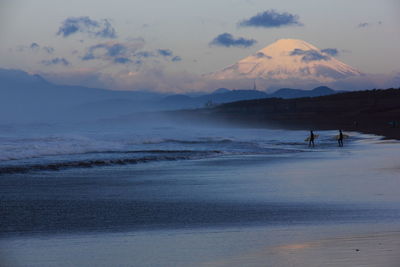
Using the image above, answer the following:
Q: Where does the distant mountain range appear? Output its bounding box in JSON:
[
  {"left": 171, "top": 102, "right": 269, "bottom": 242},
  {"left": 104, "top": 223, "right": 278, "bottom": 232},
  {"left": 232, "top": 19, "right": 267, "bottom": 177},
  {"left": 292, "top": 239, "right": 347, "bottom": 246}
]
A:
[
  {"left": 0, "top": 68, "right": 165, "bottom": 122},
  {"left": 159, "top": 86, "right": 342, "bottom": 108},
  {"left": 269, "top": 86, "right": 343, "bottom": 99},
  {"left": 0, "top": 68, "right": 343, "bottom": 123}
]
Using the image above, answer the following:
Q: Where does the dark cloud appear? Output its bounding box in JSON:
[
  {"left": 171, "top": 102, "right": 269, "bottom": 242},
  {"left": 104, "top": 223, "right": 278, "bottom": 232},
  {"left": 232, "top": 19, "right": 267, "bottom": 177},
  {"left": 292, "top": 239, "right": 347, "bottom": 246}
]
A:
[
  {"left": 357, "top": 21, "right": 383, "bottom": 28},
  {"left": 254, "top": 52, "right": 272, "bottom": 59},
  {"left": 82, "top": 43, "right": 129, "bottom": 62},
  {"left": 81, "top": 41, "right": 180, "bottom": 65},
  {"left": 158, "top": 49, "right": 173, "bottom": 57},
  {"left": 41, "top": 57, "right": 70, "bottom": 66},
  {"left": 95, "top": 19, "right": 117, "bottom": 38},
  {"left": 238, "top": 10, "right": 303, "bottom": 28},
  {"left": 357, "top": 22, "right": 369, "bottom": 28},
  {"left": 209, "top": 33, "right": 256, "bottom": 48},
  {"left": 157, "top": 49, "right": 182, "bottom": 62},
  {"left": 20, "top": 43, "right": 55, "bottom": 54},
  {"left": 172, "top": 56, "right": 182, "bottom": 62},
  {"left": 113, "top": 57, "right": 131, "bottom": 64},
  {"left": 290, "top": 49, "right": 330, "bottom": 62},
  {"left": 321, "top": 48, "right": 339, "bottom": 57},
  {"left": 30, "top": 42, "right": 39, "bottom": 50},
  {"left": 57, "top": 16, "right": 117, "bottom": 38},
  {"left": 106, "top": 43, "right": 126, "bottom": 57},
  {"left": 43, "top": 46, "right": 55, "bottom": 54},
  {"left": 82, "top": 44, "right": 103, "bottom": 61},
  {"left": 135, "top": 51, "right": 154, "bottom": 58},
  {"left": 82, "top": 52, "right": 96, "bottom": 61}
]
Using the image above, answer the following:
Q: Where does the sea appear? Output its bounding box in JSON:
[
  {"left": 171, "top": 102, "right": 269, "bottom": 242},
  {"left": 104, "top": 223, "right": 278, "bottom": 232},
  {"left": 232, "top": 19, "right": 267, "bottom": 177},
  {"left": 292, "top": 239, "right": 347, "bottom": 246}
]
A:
[{"left": 1, "top": 119, "right": 400, "bottom": 266}]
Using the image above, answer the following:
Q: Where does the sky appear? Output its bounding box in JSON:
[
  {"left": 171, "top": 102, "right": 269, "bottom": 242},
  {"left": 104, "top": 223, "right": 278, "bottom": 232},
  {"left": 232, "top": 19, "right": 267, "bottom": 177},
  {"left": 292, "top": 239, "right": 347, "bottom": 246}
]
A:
[{"left": 0, "top": 0, "right": 399, "bottom": 92}]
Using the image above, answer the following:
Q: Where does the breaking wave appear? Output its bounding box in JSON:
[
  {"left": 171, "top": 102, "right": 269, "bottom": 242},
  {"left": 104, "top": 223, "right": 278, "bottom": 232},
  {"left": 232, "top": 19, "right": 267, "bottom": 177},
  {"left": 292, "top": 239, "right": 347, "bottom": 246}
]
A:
[{"left": 0, "top": 150, "right": 223, "bottom": 175}]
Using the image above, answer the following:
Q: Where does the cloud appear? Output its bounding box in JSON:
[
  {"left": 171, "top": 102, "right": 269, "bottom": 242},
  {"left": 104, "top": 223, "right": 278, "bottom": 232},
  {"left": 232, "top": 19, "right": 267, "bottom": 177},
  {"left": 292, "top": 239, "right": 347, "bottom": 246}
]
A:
[
  {"left": 43, "top": 46, "right": 55, "bottom": 54},
  {"left": 81, "top": 41, "right": 181, "bottom": 65},
  {"left": 157, "top": 49, "right": 182, "bottom": 62},
  {"left": 106, "top": 43, "right": 127, "bottom": 57},
  {"left": 41, "top": 57, "right": 70, "bottom": 66},
  {"left": 113, "top": 57, "right": 132, "bottom": 64},
  {"left": 172, "top": 56, "right": 182, "bottom": 62},
  {"left": 321, "top": 48, "right": 339, "bottom": 57},
  {"left": 135, "top": 51, "right": 154, "bottom": 58},
  {"left": 357, "top": 22, "right": 369, "bottom": 28},
  {"left": 238, "top": 10, "right": 303, "bottom": 28},
  {"left": 158, "top": 49, "right": 173, "bottom": 57},
  {"left": 254, "top": 52, "right": 272, "bottom": 59},
  {"left": 357, "top": 21, "right": 383, "bottom": 28},
  {"left": 290, "top": 49, "right": 330, "bottom": 62},
  {"left": 30, "top": 43, "right": 39, "bottom": 50},
  {"left": 57, "top": 16, "right": 117, "bottom": 38},
  {"left": 209, "top": 33, "right": 256, "bottom": 48},
  {"left": 20, "top": 43, "right": 56, "bottom": 54},
  {"left": 82, "top": 41, "right": 140, "bottom": 63}
]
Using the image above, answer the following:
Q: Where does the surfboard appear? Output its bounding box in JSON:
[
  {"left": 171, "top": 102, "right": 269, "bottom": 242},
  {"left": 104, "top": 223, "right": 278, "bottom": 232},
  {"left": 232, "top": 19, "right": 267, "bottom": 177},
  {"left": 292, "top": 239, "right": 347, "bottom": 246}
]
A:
[
  {"left": 334, "top": 134, "right": 349, "bottom": 140},
  {"left": 305, "top": 134, "right": 319, "bottom": 142}
]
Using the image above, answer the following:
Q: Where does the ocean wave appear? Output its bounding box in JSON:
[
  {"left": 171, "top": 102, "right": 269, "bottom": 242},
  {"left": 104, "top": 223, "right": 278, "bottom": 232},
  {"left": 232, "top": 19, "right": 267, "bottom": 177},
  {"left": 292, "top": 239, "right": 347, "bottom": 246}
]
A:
[
  {"left": 0, "top": 135, "right": 240, "bottom": 162},
  {"left": 0, "top": 150, "right": 222, "bottom": 175},
  {"left": 142, "top": 138, "right": 235, "bottom": 145}
]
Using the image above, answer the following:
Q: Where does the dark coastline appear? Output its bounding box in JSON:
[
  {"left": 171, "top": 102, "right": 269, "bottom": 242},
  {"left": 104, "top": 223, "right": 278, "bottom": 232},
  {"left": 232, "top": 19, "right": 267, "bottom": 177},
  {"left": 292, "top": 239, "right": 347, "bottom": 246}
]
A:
[{"left": 172, "top": 88, "right": 400, "bottom": 140}]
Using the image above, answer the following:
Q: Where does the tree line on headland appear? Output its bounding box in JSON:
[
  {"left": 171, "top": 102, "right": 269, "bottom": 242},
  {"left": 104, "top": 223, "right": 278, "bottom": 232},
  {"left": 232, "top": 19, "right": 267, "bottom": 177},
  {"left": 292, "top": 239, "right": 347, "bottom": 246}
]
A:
[{"left": 174, "top": 88, "right": 400, "bottom": 140}]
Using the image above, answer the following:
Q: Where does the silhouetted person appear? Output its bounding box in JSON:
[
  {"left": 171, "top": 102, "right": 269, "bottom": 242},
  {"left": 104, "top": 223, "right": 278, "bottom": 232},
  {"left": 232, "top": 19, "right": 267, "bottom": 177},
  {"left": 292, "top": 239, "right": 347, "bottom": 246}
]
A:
[
  {"left": 338, "top": 129, "right": 344, "bottom": 147},
  {"left": 309, "top": 130, "right": 315, "bottom": 147}
]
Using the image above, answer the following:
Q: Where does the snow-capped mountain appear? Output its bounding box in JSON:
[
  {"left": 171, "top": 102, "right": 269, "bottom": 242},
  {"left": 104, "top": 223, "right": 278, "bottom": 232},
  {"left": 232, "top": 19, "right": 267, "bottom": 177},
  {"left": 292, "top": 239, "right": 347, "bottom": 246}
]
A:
[{"left": 206, "top": 39, "right": 362, "bottom": 83}]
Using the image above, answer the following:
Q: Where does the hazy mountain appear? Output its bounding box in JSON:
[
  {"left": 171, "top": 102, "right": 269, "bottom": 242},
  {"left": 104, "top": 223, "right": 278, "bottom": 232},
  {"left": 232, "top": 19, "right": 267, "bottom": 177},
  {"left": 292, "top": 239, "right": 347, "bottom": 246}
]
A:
[
  {"left": 159, "top": 89, "right": 269, "bottom": 108},
  {"left": 212, "top": 88, "right": 231, "bottom": 94},
  {"left": 206, "top": 39, "right": 362, "bottom": 83},
  {"left": 0, "top": 68, "right": 343, "bottom": 123},
  {"left": 0, "top": 68, "right": 165, "bottom": 122},
  {"left": 159, "top": 86, "right": 343, "bottom": 108}
]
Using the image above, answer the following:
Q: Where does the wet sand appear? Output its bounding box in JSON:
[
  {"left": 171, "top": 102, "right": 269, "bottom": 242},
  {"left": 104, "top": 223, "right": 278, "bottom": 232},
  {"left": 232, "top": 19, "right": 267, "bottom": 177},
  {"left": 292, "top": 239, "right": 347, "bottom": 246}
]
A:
[
  {"left": 1, "top": 224, "right": 399, "bottom": 267},
  {"left": 206, "top": 228, "right": 400, "bottom": 267}
]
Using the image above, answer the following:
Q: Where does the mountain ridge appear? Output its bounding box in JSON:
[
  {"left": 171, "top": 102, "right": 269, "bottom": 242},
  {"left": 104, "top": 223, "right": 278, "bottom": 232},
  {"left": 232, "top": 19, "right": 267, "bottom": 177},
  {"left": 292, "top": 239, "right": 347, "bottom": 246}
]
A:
[{"left": 207, "top": 39, "right": 362, "bottom": 83}]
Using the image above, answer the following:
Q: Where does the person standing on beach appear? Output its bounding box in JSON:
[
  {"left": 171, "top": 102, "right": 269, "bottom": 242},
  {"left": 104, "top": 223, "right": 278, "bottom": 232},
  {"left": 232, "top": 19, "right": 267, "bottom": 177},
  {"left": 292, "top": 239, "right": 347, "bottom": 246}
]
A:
[
  {"left": 309, "top": 130, "right": 315, "bottom": 147},
  {"left": 338, "top": 129, "right": 344, "bottom": 147}
]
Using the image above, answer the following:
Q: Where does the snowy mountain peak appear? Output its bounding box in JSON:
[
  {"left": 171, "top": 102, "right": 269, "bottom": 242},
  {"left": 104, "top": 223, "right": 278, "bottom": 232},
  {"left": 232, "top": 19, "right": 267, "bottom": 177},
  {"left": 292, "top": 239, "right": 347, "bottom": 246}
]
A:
[
  {"left": 260, "top": 39, "right": 318, "bottom": 54},
  {"left": 206, "top": 39, "right": 362, "bottom": 84}
]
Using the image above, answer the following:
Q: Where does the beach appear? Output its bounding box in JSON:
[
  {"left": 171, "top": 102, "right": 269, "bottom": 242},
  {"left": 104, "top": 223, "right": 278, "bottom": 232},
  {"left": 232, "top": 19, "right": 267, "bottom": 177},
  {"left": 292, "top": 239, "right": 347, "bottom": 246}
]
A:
[
  {"left": 2, "top": 224, "right": 400, "bottom": 267},
  {"left": 0, "top": 124, "right": 400, "bottom": 266}
]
